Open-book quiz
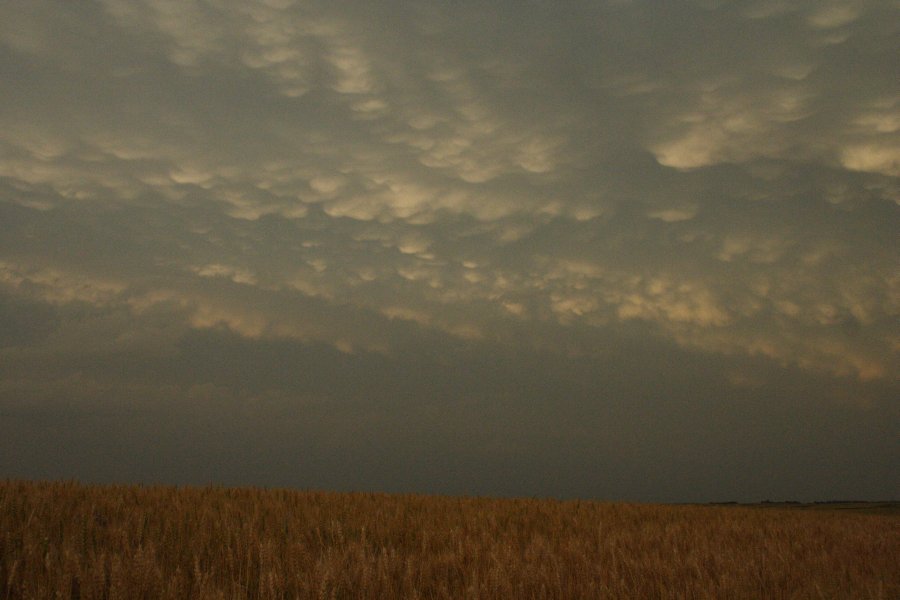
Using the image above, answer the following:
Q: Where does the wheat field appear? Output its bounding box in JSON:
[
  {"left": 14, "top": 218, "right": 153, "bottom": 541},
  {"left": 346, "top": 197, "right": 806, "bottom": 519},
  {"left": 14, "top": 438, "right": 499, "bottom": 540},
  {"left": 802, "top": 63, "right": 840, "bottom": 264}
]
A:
[{"left": 1, "top": 480, "right": 897, "bottom": 599}]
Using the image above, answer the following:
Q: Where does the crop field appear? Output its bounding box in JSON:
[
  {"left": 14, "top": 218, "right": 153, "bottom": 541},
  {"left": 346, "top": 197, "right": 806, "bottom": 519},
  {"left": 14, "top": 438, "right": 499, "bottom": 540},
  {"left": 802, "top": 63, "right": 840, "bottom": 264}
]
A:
[{"left": 1, "top": 480, "right": 897, "bottom": 599}]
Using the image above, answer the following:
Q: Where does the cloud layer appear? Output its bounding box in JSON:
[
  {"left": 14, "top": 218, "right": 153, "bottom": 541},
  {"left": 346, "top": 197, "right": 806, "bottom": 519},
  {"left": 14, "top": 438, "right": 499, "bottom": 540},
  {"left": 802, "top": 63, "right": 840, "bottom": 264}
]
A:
[{"left": 1, "top": 0, "right": 897, "bottom": 501}]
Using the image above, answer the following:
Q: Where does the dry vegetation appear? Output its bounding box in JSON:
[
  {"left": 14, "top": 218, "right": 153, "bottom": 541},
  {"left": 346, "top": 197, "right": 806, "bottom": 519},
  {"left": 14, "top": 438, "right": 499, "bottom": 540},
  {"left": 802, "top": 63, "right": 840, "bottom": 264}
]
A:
[{"left": 1, "top": 480, "right": 897, "bottom": 599}]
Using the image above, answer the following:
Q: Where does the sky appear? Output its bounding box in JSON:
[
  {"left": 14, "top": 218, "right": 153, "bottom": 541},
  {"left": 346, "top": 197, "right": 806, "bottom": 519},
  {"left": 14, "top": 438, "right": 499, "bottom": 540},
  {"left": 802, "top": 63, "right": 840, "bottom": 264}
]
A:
[{"left": 0, "top": 0, "right": 897, "bottom": 503}]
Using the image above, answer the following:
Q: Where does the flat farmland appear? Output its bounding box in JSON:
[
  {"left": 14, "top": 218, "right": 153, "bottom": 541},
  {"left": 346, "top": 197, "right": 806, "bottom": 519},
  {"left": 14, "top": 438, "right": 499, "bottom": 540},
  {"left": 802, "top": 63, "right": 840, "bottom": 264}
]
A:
[{"left": 1, "top": 480, "right": 897, "bottom": 599}]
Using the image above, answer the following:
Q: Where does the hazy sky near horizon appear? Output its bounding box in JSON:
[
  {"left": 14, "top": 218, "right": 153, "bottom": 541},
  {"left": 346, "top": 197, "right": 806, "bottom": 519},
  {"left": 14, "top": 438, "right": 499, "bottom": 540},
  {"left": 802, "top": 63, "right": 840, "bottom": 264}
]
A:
[{"left": 1, "top": 0, "right": 897, "bottom": 502}]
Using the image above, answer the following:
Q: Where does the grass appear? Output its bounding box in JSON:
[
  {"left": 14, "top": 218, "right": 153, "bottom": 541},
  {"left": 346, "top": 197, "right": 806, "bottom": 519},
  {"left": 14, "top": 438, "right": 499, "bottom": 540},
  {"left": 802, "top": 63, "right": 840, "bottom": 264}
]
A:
[{"left": 1, "top": 479, "right": 897, "bottom": 599}]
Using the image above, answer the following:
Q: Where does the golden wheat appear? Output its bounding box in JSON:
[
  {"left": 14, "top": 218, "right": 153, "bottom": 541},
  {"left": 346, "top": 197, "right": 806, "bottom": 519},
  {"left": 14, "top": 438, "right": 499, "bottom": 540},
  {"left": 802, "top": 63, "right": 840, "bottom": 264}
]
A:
[{"left": 1, "top": 479, "right": 897, "bottom": 599}]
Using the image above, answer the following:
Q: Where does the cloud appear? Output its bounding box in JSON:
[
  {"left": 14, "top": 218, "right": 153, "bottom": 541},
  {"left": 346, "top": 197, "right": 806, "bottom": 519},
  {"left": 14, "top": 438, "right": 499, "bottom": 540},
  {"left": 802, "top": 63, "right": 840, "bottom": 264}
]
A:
[
  {"left": 0, "top": 0, "right": 897, "bottom": 500},
  {"left": 840, "top": 142, "right": 900, "bottom": 177},
  {"left": 806, "top": 2, "right": 863, "bottom": 29}
]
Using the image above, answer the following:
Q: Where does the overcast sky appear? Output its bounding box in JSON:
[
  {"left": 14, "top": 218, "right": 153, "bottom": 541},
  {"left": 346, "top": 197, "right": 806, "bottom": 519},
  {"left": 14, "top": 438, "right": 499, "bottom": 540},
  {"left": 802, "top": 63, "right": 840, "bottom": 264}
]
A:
[{"left": 1, "top": 0, "right": 897, "bottom": 502}]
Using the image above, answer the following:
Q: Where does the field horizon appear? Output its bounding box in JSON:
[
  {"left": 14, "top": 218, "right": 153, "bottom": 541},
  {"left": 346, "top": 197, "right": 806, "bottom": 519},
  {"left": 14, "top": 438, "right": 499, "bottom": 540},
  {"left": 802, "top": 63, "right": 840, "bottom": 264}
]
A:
[
  {"left": 7, "top": 476, "right": 899, "bottom": 506},
  {"left": 2, "top": 478, "right": 897, "bottom": 598}
]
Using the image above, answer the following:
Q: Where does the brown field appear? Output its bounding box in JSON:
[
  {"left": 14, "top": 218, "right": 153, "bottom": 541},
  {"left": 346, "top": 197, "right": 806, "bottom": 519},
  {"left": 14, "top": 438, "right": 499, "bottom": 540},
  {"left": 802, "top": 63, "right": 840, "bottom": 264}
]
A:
[{"left": 1, "top": 480, "right": 897, "bottom": 599}]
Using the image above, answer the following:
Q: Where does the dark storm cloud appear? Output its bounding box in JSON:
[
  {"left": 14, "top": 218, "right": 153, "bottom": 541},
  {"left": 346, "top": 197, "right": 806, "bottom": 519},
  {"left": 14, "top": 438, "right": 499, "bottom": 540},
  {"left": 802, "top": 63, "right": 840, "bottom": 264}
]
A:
[{"left": 0, "top": 0, "right": 897, "bottom": 501}]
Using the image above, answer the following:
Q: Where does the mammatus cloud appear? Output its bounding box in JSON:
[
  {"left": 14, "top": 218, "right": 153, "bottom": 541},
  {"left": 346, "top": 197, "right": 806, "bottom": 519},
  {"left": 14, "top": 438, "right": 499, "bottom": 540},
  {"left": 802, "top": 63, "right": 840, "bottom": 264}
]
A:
[
  {"left": 2, "top": 0, "right": 897, "bottom": 377},
  {"left": 0, "top": 0, "right": 897, "bottom": 500}
]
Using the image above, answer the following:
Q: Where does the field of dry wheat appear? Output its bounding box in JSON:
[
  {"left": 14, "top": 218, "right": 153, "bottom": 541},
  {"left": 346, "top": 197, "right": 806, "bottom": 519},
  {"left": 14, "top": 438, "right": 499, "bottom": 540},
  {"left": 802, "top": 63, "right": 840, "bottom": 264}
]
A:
[{"left": 1, "top": 479, "right": 897, "bottom": 599}]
